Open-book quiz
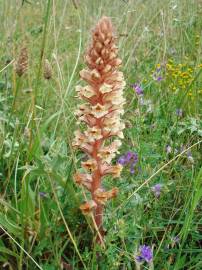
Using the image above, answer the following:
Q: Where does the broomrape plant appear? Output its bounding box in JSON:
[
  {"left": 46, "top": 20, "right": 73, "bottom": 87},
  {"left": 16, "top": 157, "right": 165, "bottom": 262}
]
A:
[{"left": 73, "top": 16, "right": 125, "bottom": 242}]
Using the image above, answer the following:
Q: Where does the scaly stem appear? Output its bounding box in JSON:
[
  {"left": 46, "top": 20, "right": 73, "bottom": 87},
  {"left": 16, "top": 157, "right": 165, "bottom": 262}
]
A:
[
  {"left": 92, "top": 171, "right": 104, "bottom": 240},
  {"left": 94, "top": 204, "right": 104, "bottom": 239},
  {"left": 91, "top": 140, "right": 104, "bottom": 241}
]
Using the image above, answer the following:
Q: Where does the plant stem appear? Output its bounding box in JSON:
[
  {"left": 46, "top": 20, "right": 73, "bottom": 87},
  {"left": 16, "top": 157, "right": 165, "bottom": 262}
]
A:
[
  {"left": 92, "top": 140, "right": 104, "bottom": 241},
  {"left": 35, "top": 0, "right": 51, "bottom": 100}
]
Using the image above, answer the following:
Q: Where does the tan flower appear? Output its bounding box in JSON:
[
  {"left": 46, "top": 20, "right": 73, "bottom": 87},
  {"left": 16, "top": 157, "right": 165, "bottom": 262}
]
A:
[
  {"left": 95, "top": 57, "right": 104, "bottom": 66},
  {"left": 94, "top": 41, "right": 103, "bottom": 51},
  {"left": 76, "top": 85, "right": 97, "bottom": 100},
  {"left": 103, "top": 164, "right": 123, "bottom": 178},
  {"left": 72, "top": 130, "right": 86, "bottom": 146},
  {"left": 94, "top": 187, "right": 118, "bottom": 205},
  {"left": 103, "top": 117, "right": 117, "bottom": 127},
  {"left": 111, "top": 122, "right": 125, "bottom": 137},
  {"left": 91, "top": 69, "right": 101, "bottom": 79},
  {"left": 80, "top": 69, "right": 94, "bottom": 84},
  {"left": 73, "top": 173, "right": 92, "bottom": 190},
  {"left": 102, "top": 64, "right": 112, "bottom": 73},
  {"left": 80, "top": 200, "right": 97, "bottom": 215},
  {"left": 111, "top": 139, "right": 122, "bottom": 149},
  {"left": 85, "top": 127, "right": 103, "bottom": 142},
  {"left": 108, "top": 52, "right": 116, "bottom": 60},
  {"left": 105, "top": 71, "right": 124, "bottom": 84},
  {"left": 116, "top": 131, "right": 124, "bottom": 139},
  {"left": 91, "top": 103, "right": 108, "bottom": 118},
  {"left": 74, "top": 104, "right": 90, "bottom": 117},
  {"left": 99, "top": 83, "right": 112, "bottom": 94},
  {"left": 98, "top": 140, "right": 122, "bottom": 163},
  {"left": 81, "top": 159, "right": 97, "bottom": 172},
  {"left": 110, "top": 58, "right": 122, "bottom": 67},
  {"left": 104, "top": 91, "right": 125, "bottom": 105},
  {"left": 83, "top": 85, "right": 96, "bottom": 98},
  {"left": 103, "top": 118, "right": 125, "bottom": 138},
  {"left": 98, "top": 148, "right": 115, "bottom": 163},
  {"left": 72, "top": 130, "right": 93, "bottom": 153}
]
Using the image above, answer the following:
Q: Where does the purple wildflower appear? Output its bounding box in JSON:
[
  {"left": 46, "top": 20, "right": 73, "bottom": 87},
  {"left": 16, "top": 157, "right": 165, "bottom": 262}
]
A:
[
  {"left": 169, "top": 48, "right": 177, "bottom": 55},
  {"left": 125, "top": 151, "right": 138, "bottom": 162},
  {"left": 151, "top": 183, "right": 162, "bottom": 197},
  {"left": 166, "top": 145, "right": 172, "bottom": 154},
  {"left": 157, "top": 76, "right": 163, "bottom": 81},
  {"left": 170, "top": 235, "right": 180, "bottom": 248},
  {"left": 132, "top": 83, "right": 143, "bottom": 95},
  {"left": 139, "top": 96, "right": 145, "bottom": 105},
  {"left": 117, "top": 151, "right": 138, "bottom": 174},
  {"left": 39, "top": 192, "right": 48, "bottom": 198},
  {"left": 180, "top": 145, "right": 185, "bottom": 152},
  {"left": 136, "top": 245, "right": 153, "bottom": 263},
  {"left": 117, "top": 156, "right": 127, "bottom": 165},
  {"left": 176, "top": 108, "right": 183, "bottom": 117},
  {"left": 172, "top": 236, "right": 180, "bottom": 244},
  {"left": 152, "top": 66, "right": 163, "bottom": 82},
  {"left": 130, "top": 165, "right": 135, "bottom": 174},
  {"left": 153, "top": 74, "right": 163, "bottom": 81},
  {"left": 187, "top": 150, "right": 192, "bottom": 157},
  {"left": 187, "top": 150, "right": 194, "bottom": 163},
  {"left": 124, "top": 151, "right": 133, "bottom": 162}
]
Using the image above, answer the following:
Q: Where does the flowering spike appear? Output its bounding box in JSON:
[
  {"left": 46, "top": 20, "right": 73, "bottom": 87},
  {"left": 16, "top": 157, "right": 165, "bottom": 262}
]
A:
[
  {"left": 73, "top": 16, "right": 125, "bottom": 243},
  {"left": 15, "top": 47, "right": 28, "bottom": 77}
]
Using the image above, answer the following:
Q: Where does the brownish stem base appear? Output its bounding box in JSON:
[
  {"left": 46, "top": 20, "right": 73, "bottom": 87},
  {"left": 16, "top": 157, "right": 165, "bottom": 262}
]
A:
[{"left": 94, "top": 204, "right": 105, "bottom": 243}]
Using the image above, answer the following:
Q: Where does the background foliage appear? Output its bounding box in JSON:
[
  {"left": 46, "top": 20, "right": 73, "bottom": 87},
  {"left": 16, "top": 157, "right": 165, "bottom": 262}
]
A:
[{"left": 0, "top": 0, "right": 201, "bottom": 269}]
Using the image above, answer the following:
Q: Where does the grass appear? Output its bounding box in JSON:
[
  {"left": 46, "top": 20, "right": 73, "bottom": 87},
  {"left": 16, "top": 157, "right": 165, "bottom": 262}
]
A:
[{"left": 0, "top": 0, "right": 201, "bottom": 269}]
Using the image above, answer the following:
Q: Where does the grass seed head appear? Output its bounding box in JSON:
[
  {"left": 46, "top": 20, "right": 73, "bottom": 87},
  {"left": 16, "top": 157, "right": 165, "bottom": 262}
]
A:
[
  {"left": 15, "top": 47, "right": 28, "bottom": 77},
  {"left": 43, "top": 59, "right": 52, "bottom": 80}
]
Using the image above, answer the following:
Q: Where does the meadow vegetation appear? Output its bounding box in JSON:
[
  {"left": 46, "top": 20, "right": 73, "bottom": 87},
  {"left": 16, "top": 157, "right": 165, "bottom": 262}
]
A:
[{"left": 0, "top": 0, "right": 201, "bottom": 269}]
